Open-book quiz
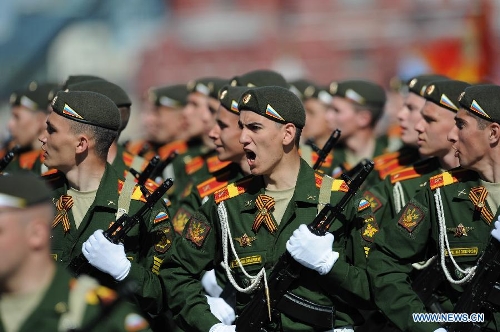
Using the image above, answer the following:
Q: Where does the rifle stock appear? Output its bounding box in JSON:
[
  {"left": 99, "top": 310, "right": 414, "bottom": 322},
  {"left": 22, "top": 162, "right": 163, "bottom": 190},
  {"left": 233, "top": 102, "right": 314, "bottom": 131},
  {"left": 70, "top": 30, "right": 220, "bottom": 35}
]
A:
[
  {"left": 0, "top": 145, "right": 20, "bottom": 173},
  {"left": 68, "top": 178, "right": 173, "bottom": 277},
  {"left": 235, "top": 159, "right": 374, "bottom": 332}
]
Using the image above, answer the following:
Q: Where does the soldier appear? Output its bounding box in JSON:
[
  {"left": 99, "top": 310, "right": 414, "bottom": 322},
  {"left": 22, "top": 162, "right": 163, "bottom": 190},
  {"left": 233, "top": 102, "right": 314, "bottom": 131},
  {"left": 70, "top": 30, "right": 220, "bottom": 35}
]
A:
[
  {"left": 4, "top": 81, "right": 59, "bottom": 175},
  {"left": 373, "top": 74, "right": 448, "bottom": 180},
  {"left": 0, "top": 172, "right": 150, "bottom": 332},
  {"left": 38, "top": 91, "right": 173, "bottom": 328},
  {"left": 165, "top": 86, "right": 375, "bottom": 331},
  {"left": 323, "top": 79, "right": 387, "bottom": 188},
  {"left": 289, "top": 79, "right": 336, "bottom": 173},
  {"left": 367, "top": 84, "right": 500, "bottom": 331},
  {"left": 66, "top": 79, "right": 144, "bottom": 178}
]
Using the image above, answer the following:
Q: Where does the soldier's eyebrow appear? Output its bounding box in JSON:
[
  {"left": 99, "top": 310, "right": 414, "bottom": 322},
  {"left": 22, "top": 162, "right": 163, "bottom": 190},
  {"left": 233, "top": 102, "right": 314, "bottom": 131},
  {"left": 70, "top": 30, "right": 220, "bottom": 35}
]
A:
[{"left": 46, "top": 120, "right": 56, "bottom": 132}]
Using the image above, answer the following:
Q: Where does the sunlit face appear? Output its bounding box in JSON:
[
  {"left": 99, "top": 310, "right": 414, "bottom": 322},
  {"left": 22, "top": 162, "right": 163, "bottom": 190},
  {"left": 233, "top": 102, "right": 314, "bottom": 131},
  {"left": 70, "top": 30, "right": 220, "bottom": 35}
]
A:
[
  {"left": 448, "top": 109, "right": 490, "bottom": 171},
  {"left": 155, "top": 106, "right": 187, "bottom": 144},
  {"left": 38, "top": 112, "right": 80, "bottom": 173},
  {"left": 8, "top": 106, "right": 46, "bottom": 149},
  {"left": 182, "top": 92, "right": 210, "bottom": 138},
  {"left": 0, "top": 209, "right": 30, "bottom": 284},
  {"left": 414, "top": 102, "right": 456, "bottom": 158},
  {"left": 397, "top": 92, "right": 425, "bottom": 146},
  {"left": 208, "top": 107, "right": 243, "bottom": 162},
  {"left": 302, "top": 99, "right": 329, "bottom": 142},
  {"left": 330, "top": 97, "right": 358, "bottom": 140},
  {"left": 238, "top": 111, "right": 286, "bottom": 175}
]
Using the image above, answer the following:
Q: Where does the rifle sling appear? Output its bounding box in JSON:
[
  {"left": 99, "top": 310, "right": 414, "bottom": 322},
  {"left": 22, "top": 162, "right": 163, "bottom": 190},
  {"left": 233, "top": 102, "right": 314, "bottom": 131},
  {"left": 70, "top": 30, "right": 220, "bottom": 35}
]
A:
[
  {"left": 276, "top": 291, "right": 335, "bottom": 329},
  {"left": 117, "top": 156, "right": 144, "bottom": 220}
]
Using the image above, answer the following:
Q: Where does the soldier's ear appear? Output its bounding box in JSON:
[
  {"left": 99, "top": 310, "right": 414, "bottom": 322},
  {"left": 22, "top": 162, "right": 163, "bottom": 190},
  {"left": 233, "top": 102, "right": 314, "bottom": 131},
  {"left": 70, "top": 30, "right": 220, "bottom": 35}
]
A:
[{"left": 489, "top": 122, "right": 500, "bottom": 144}]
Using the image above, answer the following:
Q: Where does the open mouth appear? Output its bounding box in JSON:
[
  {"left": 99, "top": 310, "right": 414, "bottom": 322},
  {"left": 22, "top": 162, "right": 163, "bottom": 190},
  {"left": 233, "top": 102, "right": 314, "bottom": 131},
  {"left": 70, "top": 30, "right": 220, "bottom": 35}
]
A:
[{"left": 245, "top": 150, "right": 256, "bottom": 162}]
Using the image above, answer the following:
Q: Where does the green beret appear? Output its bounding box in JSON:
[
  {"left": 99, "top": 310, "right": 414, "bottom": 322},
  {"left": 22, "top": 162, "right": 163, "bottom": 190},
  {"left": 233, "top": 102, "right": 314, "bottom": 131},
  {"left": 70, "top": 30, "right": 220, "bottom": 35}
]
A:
[
  {"left": 51, "top": 91, "right": 120, "bottom": 131},
  {"left": 187, "top": 77, "right": 229, "bottom": 99},
  {"left": 148, "top": 84, "right": 188, "bottom": 108},
  {"left": 328, "top": 79, "right": 386, "bottom": 109},
  {"left": 11, "top": 81, "right": 60, "bottom": 111},
  {"left": 423, "top": 80, "right": 470, "bottom": 113},
  {"left": 289, "top": 79, "right": 332, "bottom": 104},
  {"left": 458, "top": 84, "right": 500, "bottom": 123},
  {"left": 68, "top": 80, "right": 132, "bottom": 108},
  {"left": 0, "top": 171, "right": 52, "bottom": 208},
  {"left": 218, "top": 85, "right": 248, "bottom": 115},
  {"left": 407, "top": 74, "right": 449, "bottom": 96},
  {"left": 62, "top": 75, "right": 105, "bottom": 90},
  {"left": 230, "top": 69, "right": 288, "bottom": 88},
  {"left": 238, "top": 86, "right": 305, "bottom": 128}
]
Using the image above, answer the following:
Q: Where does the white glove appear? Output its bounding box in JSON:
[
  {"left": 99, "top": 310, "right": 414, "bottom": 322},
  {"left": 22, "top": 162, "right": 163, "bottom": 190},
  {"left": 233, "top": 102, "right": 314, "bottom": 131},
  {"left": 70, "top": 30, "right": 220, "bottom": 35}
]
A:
[
  {"left": 433, "top": 328, "right": 447, "bottom": 332},
  {"left": 82, "top": 229, "right": 131, "bottom": 281},
  {"left": 286, "top": 224, "right": 339, "bottom": 275},
  {"left": 209, "top": 323, "right": 236, "bottom": 332},
  {"left": 206, "top": 295, "right": 235, "bottom": 325},
  {"left": 491, "top": 219, "right": 500, "bottom": 242},
  {"left": 202, "top": 269, "right": 223, "bottom": 297}
]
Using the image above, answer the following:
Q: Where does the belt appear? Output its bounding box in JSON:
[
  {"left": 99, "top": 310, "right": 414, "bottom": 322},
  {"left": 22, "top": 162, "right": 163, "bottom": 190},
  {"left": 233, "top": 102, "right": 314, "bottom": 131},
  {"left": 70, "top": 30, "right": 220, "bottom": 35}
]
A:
[{"left": 276, "top": 291, "right": 335, "bottom": 330}]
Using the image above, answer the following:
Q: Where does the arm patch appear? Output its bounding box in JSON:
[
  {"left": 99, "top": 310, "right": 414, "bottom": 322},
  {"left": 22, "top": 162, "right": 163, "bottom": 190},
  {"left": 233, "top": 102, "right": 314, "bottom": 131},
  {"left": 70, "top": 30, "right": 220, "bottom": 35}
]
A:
[
  {"left": 398, "top": 202, "right": 424, "bottom": 233},
  {"left": 185, "top": 216, "right": 211, "bottom": 248}
]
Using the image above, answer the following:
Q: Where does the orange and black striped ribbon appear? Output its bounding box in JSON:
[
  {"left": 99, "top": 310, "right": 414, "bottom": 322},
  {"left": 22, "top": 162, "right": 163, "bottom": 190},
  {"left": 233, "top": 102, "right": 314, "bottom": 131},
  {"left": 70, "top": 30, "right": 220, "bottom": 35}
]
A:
[
  {"left": 252, "top": 194, "right": 277, "bottom": 233},
  {"left": 469, "top": 186, "right": 493, "bottom": 224},
  {"left": 52, "top": 195, "right": 73, "bottom": 233}
]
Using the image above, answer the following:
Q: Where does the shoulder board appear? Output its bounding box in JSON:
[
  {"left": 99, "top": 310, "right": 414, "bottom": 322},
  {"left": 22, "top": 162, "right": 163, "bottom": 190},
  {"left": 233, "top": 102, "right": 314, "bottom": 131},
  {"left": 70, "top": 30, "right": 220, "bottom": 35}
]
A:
[
  {"left": 125, "top": 140, "right": 148, "bottom": 155},
  {"left": 85, "top": 285, "right": 118, "bottom": 306},
  {"left": 197, "top": 170, "right": 233, "bottom": 198},
  {"left": 429, "top": 168, "right": 476, "bottom": 190},
  {"left": 42, "top": 170, "right": 66, "bottom": 189},
  {"left": 311, "top": 152, "right": 333, "bottom": 168},
  {"left": 214, "top": 176, "right": 253, "bottom": 204},
  {"left": 19, "top": 150, "right": 42, "bottom": 170},
  {"left": 158, "top": 140, "right": 188, "bottom": 159},
  {"left": 207, "top": 155, "right": 232, "bottom": 173},
  {"left": 390, "top": 158, "right": 437, "bottom": 184},
  {"left": 314, "top": 173, "right": 349, "bottom": 192},
  {"left": 118, "top": 178, "right": 160, "bottom": 203},
  {"left": 122, "top": 151, "right": 134, "bottom": 167},
  {"left": 185, "top": 156, "right": 205, "bottom": 175},
  {"left": 373, "top": 151, "right": 400, "bottom": 170}
]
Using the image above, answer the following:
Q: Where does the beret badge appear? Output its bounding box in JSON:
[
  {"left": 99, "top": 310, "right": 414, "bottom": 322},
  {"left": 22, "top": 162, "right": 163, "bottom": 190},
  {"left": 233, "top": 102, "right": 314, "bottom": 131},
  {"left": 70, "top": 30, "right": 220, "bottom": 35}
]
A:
[{"left": 242, "top": 94, "right": 251, "bottom": 104}]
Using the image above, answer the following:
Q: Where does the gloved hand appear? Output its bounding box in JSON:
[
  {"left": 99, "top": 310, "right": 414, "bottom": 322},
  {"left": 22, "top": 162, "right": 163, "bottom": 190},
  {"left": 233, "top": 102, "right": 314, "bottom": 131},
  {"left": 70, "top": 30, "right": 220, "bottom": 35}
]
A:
[
  {"left": 491, "top": 219, "right": 500, "bottom": 242},
  {"left": 206, "top": 295, "right": 235, "bottom": 325},
  {"left": 286, "top": 224, "right": 339, "bottom": 275},
  {"left": 202, "top": 269, "right": 223, "bottom": 297},
  {"left": 82, "top": 229, "right": 131, "bottom": 281},
  {"left": 209, "top": 323, "right": 236, "bottom": 332},
  {"left": 433, "top": 328, "right": 447, "bottom": 332}
]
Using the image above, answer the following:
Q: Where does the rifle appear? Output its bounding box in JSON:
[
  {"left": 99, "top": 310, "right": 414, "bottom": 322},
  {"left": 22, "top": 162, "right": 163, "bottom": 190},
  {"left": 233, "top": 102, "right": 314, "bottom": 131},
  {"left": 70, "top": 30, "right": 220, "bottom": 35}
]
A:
[
  {"left": 0, "top": 145, "right": 20, "bottom": 173},
  {"left": 447, "top": 237, "right": 500, "bottom": 332},
  {"left": 68, "top": 177, "right": 174, "bottom": 277},
  {"left": 150, "top": 151, "right": 178, "bottom": 181},
  {"left": 236, "top": 159, "right": 374, "bottom": 332},
  {"left": 411, "top": 257, "right": 446, "bottom": 314},
  {"left": 310, "top": 129, "right": 341, "bottom": 170}
]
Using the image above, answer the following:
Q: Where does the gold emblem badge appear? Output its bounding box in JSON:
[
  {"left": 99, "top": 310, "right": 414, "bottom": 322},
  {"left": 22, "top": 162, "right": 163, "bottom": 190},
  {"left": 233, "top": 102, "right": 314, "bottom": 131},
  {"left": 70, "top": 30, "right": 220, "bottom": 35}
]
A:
[
  {"left": 219, "top": 89, "right": 228, "bottom": 100},
  {"left": 408, "top": 78, "right": 418, "bottom": 88},
  {"left": 398, "top": 203, "right": 424, "bottom": 232},
  {"left": 234, "top": 233, "right": 257, "bottom": 247},
  {"left": 242, "top": 93, "right": 251, "bottom": 104},
  {"left": 426, "top": 85, "right": 435, "bottom": 96},
  {"left": 304, "top": 86, "right": 315, "bottom": 98},
  {"left": 458, "top": 91, "right": 465, "bottom": 102},
  {"left": 447, "top": 223, "right": 473, "bottom": 237},
  {"left": 329, "top": 82, "right": 338, "bottom": 95}
]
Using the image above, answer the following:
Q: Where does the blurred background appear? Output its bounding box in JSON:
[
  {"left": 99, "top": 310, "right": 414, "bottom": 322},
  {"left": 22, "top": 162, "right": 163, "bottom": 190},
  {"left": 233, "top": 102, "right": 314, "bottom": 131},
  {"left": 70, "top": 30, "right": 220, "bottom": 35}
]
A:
[{"left": 1, "top": 0, "right": 499, "bottom": 143}]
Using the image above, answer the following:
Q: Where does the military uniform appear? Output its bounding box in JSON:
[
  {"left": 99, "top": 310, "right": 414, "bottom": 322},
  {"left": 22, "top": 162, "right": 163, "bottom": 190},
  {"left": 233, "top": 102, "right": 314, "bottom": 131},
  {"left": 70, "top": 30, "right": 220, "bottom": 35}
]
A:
[
  {"left": 46, "top": 163, "right": 174, "bottom": 316},
  {"left": 171, "top": 162, "right": 245, "bottom": 235},
  {"left": 368, "top": 168, "right": 499, "bottom": 331},
  {"left": 165, "top": 159, "right": 375, "bottom": 331},
  {"left": 372, "top": 145, "right": 420, "bottom": 181},
  {"left": 0, "top": 265, "right": 151, "bottom": 332}
]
